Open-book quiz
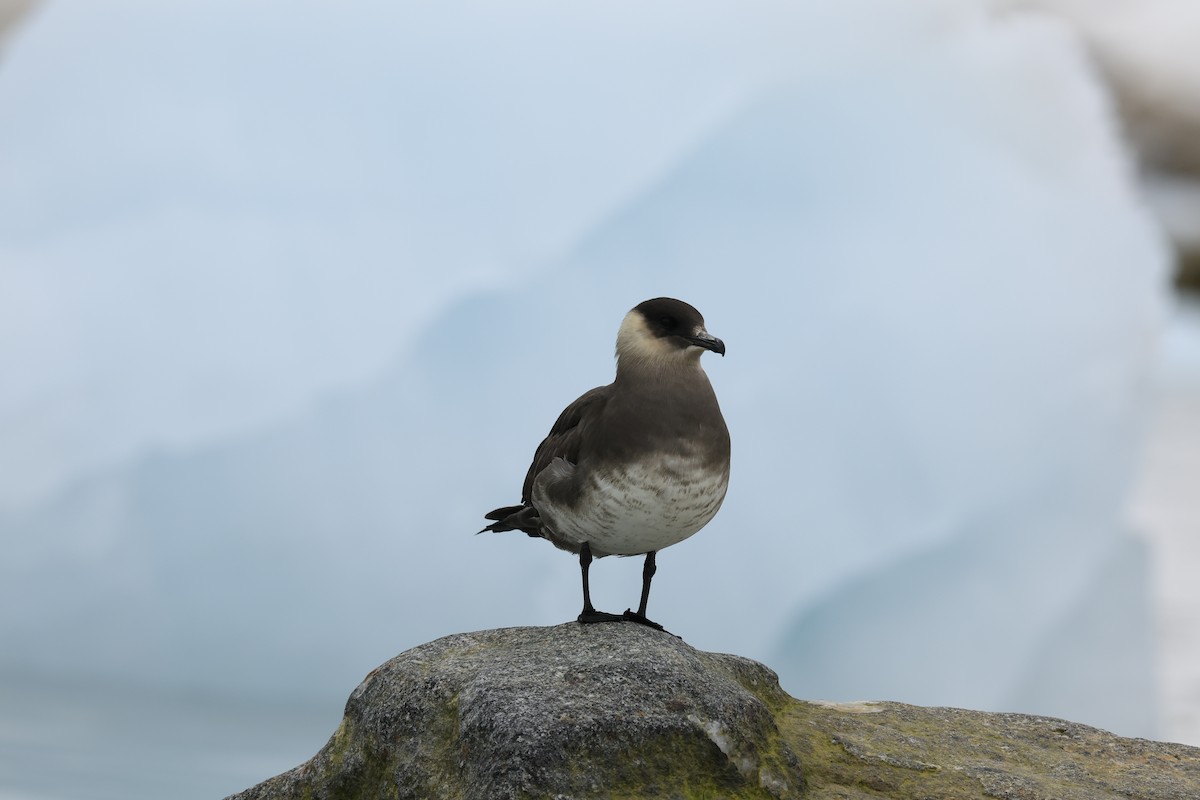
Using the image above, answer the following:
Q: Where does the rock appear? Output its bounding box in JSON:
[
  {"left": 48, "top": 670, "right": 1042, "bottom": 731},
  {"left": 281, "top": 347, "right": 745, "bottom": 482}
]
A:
[
  {"left": 227, "top": 624, "right": 1200, "bottom": 800},
  {"left": 228, "top": 624, "right": 803, "bottom": 800}
]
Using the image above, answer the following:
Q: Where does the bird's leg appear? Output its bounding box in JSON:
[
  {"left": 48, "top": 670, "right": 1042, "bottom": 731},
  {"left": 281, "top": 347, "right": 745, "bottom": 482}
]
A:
[
  {"left": 623, "top": 551, "right": 666, "bottom": 631},
  {"left": 636, "top": 550, "right": 656, "bottom": 617},
  {"left": 577, "top": 542, "right": 622, "bottom": 624}
]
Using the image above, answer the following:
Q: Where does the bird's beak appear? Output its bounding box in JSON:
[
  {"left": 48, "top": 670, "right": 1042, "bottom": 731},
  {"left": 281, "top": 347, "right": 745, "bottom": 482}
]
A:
[{"left": 687, "top": 330, "right": 725, "bottom": 356}]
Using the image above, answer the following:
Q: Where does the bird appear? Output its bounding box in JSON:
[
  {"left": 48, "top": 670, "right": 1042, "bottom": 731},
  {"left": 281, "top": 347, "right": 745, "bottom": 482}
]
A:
[{"left": 480, "top": 297, "right": 730, "bottom": 631}]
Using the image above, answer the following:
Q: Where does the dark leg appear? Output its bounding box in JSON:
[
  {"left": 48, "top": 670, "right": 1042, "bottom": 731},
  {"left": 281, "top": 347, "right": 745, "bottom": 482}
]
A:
[
  {"left": 623, "top": 551, "right": 666, "bottom": 631},
  {"left": 577, "top": 542, "right": 622, "bottom": 624}
]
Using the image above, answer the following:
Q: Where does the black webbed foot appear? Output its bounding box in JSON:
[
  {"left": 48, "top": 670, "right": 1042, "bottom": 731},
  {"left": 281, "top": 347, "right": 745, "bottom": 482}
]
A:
[
  {"left": 623, "top": 609, "right": 669, "bottom": 633},
  {"left": 578, "top": 609, "right": 624, "bottom": 624}
]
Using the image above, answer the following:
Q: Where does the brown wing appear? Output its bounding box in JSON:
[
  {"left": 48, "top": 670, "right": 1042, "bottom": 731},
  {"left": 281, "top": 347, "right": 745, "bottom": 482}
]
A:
[{"left": 520, "top": 385, "right": 610, "bottom": 504}]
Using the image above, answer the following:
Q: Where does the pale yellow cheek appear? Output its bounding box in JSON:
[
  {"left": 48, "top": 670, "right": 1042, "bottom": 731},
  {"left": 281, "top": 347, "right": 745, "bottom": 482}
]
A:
[{"left": 615, "top": 311, "right": 688, "bottom": 364}]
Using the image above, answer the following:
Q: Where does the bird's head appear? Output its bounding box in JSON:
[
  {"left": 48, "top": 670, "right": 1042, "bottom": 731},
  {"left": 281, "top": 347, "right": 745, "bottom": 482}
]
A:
[{"left": 615, "top": 297, "right": 725, "bottom": 370}]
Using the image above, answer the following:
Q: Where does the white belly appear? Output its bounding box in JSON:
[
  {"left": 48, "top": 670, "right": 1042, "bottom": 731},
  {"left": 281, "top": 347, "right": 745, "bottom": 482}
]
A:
[{"left": 538, "top": 455, "right": 728, "bottom": 557}]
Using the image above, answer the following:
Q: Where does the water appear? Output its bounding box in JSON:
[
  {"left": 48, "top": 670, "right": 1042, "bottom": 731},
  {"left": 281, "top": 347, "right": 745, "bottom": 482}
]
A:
[{"left": 0, "top": 673, "right": 338, "bottom": 800}]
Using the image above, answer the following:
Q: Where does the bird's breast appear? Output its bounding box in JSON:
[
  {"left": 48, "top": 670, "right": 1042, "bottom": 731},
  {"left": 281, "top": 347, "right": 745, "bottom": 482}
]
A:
[{"left": 537, "top": 453, "right": 729, "bottom": 557}]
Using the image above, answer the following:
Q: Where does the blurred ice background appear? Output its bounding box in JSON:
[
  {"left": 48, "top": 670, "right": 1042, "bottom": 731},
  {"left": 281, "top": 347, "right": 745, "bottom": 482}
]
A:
[{"left": 0, "top": 1, "right": 1197, "bottom": 798}]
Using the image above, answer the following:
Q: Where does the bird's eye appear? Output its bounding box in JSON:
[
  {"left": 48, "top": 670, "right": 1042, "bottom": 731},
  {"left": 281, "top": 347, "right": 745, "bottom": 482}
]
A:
[{"left": 660, "top": 316, "right": 676, "bottom": 330}]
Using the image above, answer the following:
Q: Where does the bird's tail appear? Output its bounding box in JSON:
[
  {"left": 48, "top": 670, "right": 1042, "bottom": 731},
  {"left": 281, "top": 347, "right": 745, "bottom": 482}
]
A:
[{"left": 478, "top": 504, "right": 542, "bottom": 537}]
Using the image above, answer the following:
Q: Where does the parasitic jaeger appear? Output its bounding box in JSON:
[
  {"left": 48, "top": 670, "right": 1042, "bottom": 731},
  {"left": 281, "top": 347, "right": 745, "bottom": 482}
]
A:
[{"left": 481, "top": 297, "right": 730, "bottom": 631}]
